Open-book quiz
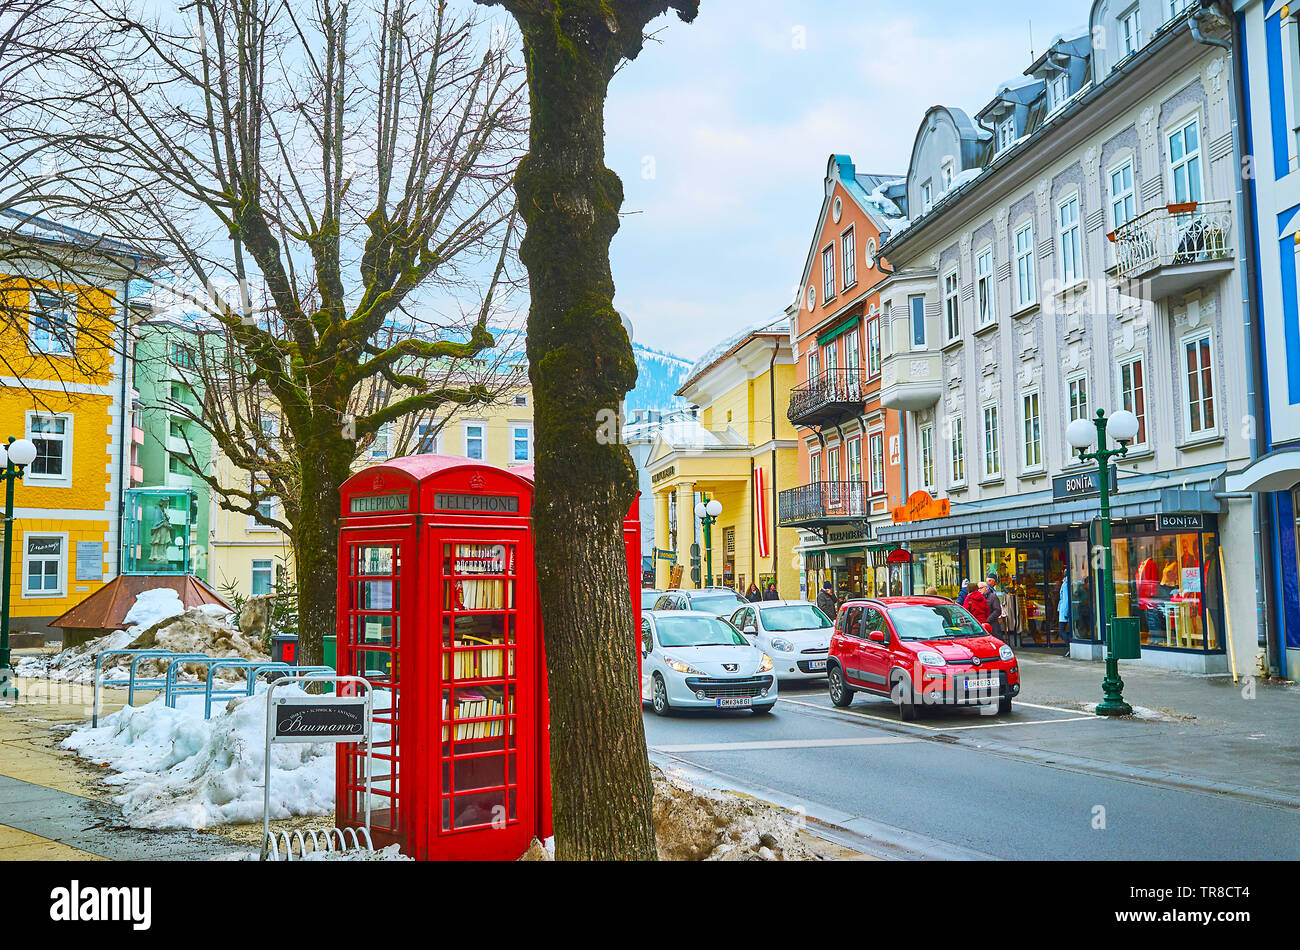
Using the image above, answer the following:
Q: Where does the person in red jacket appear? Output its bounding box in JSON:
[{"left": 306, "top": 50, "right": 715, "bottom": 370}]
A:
[{"left": 965, "top": 582, "right": 991, "bottom": 626}]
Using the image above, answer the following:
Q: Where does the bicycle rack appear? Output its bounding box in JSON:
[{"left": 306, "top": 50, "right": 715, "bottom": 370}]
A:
[
  {"left": 92, "top": 650, "right": 210, "bottom": 727},
  {"left": 263, "top": 826, "right": 374, "bottom": 861},
  {"left": 202, "top": 661, "right": 334, "bottom": 719}
]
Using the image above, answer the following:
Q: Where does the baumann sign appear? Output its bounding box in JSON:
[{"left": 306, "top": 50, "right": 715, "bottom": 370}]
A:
[{"left": 1052, "top": 465, "right": 1117, "bottom": 502}]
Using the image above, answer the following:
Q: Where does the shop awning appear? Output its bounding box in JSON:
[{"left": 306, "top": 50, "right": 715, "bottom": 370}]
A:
[
  {"left": 1225, "top": 448, "right": 1300, "bottom": 493},
  {"left": 874, "top": 474, "right": 1223, "bottom": 543}
]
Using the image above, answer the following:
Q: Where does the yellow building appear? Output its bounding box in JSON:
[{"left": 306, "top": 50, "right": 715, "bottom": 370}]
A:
[
  {"left": 206, "top": 381, "right": 535, "bottom": 600},
  {"left": 647, "top": 318, "right": 799, "bottom": 598},
  {"left": 0, "top": 213, "right": 146, "bottom": 639}
]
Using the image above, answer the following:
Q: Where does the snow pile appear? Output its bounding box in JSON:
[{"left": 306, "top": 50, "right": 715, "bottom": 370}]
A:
[
  {"left": 60, "top": 687, "right": 370, "bottom": 829},
  {"left": 1079, "top": 702, "right": 1190, "bottom": 723},
  {"left": 16, "top": 589, "right": 259, "bottom": 685}
]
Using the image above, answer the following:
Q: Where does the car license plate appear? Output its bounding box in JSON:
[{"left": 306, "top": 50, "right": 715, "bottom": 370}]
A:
[
  {"left": 716, "top": 697, "right": 752, "bottom": 708},
  {"left": 808, "top": 659, "right": 827, "bottom": 671},
  {"left": 966, "top": 677, "right": 997, "bottom": 690}
]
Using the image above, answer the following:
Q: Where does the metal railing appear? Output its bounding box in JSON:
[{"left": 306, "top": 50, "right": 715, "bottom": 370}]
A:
[
  {"left": 787, "top": 368, "right": 867, "bottom": 424},
  {"left": 1109, "top": 200, "right": 1233, "bottom": 282},
  {"left": 777, "top": 480, "right": 871, "bottom": 525}
]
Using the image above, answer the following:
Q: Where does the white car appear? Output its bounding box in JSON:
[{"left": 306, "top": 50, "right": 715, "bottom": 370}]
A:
[
  {"left": 728, "top": 600, "right": 833, "bottom": 680},
  {"left": 640, "top": 610, "right": 777, "bottom": 715}
]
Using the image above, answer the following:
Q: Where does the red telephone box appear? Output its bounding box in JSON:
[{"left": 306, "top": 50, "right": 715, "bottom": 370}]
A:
[{"left": 335, "top": 456, "right": 641, "bottom": 860}]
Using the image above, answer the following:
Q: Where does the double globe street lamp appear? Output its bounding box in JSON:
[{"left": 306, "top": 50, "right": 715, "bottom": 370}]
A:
[
  {"left": 1065, "top": 408, "right": 1140, "bottom": 717},
  {"left": 694, "top": 497, "right": 722, "bottom": 588},
  {"left": 0, "top": 437, "right": 39, "bottom": 696}
]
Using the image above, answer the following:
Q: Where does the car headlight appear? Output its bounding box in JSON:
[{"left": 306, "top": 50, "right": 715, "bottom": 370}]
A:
[
  {"left": 999, "top": 644, "right": 1015, "bottom": 662},
  {"left": 916, "top": 650, "right": 946, "bottom": 667},
  {"left": 757, "top": 653, "right": 773, "bottom": 673},
  {"left": 664, "top": 656, "right": 701, "bottom": 675},
  {"left": 769, "top": 637, "right": 795, "bottom": 653}
]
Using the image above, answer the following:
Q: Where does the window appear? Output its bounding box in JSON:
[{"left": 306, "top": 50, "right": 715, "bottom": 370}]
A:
[
  {"left": 1021, "top": 390, "right": 1042, "bottom": 469},
  {"left": 921, "top": 180, "right": 934, "bottom": 211},
  {"left": 868, "top": 432, "right": 885, "bottom": 495},
  {"left": 822, "top": 244, "right": 836, "bottom": 301},
  {"left": 464, "top": 423, "right": 484, "bottom": 460},
  {"left": 997, "top": 115, "right": 1016, "bottom": 152},
  {"left": 249, "top": 474, "right": 275, "bottom": 527},
  {"left": 866, "top": 317, "right": 881, "bottom": 376},
  {"left": 1183, "top": 332, "right": 1217, "bottom": 436},
  {"left": 23, "top": 534, "right": 65, "bottom": 596},
  {"left": 1110, "top": 160, "right": 1136, "bottom": 229},
  {"left": 847, "top": 438, "right": 863, "bottom": 483},
  {"left": 1118, "top": 354, "right": 1148, "bottom": 446},
  {"left": 826, "top": 445, "right": 840, "bottom": 482},
  {"left": 919, "top": 423, "right": 935, "bottom": 490},
  {"left": 29, "top": 293, "right": 75, "bottom": 355},
  {"left": 910, "top": 295, "right": 926, "bottom": 349},
  {"left": 251, "top": 559, "right": 274, "bottom": 596},
  {"left": 168, "top": 453, "right": 196, "bottom": 476},
  {"left": 823, "top": 340, "right": 837, "bottom": 374},
  {"left": 1068, "top": 375, "right": 1090, "bottom": 423},
  {"left": 170, "top": 340, "right": 195, "bottom": 368},
  {"left": 950, "top": 415, "right": 966, "bottom": 485},
  {"left": 845, "top": 327, "right": 860, "bottom": 381},
  {"left": 976, "top": 248, "right": 995, "bottom": 327},
  {"left": 26, "top": 412, "right": 70, "bottom": 483},
  {"left": 807, "top": 347, "right": 821, "bottom": 382},
  {"left": 941, "top": 160, "right": 954, "bottom": 193},
  {"left": 371, "top": 424, "right": 390, "bottom": 460},
  {"left": 1168, "top": 117, "right": 1203, "bottom": 204},
  {"left": 1058, "top": 194, "right": 1083, "bottom": 286},
  {"left": 1048, "top": 73, "right": 1070, "bottom": 111},
  {"left": 513, "top": 394, "right": 528, "bottom": 407},
  {"left": 1015, "top": 223, "right": 1036, "bottom": 308},
  {"left": 943, "top": 270, "right": 961, "bottom": 341},
  {"left": 841, "top": 228, "right": 856, "bottom": 288},
  {"left": 1121, "top": 6, "right": 1141, "bottom": 56},
  {"left": 417, "top": 422, "right": 440, "bottom": 454},
  {"left": 982, "top": 404, "right": 1001, "bottom": 479},
  {"left": 1168, "top": 0, "right": 1192, "bottom": 20},
  {"left": 512, "top": 423, "right": 533, "bottom": 462},
  {"left": 810, "top": 451, "right": 821, "bottom": 484}
]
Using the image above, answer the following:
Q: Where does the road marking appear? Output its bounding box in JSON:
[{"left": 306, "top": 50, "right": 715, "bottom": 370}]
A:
[
  {"left": 652, "top": 736, "right": 920, "bottom": 753},
  {"left": 779, "top": 697, "right": 1104, "bottom": 732}
]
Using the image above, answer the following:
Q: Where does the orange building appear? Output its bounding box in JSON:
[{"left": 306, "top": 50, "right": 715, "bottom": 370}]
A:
[{"left": 780, "top": 156, "right": 909, "bottom": 602}]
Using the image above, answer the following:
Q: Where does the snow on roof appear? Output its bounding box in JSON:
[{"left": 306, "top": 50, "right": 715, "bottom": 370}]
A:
[
  {"left": 654, "top": 418, "right": 750, "bottom": 450},
  {"left": 680, "top": 315, "right": 789, "bottom": 390},
  {"left": 0, "top": 208, "right": 154, "bottom": 261}
]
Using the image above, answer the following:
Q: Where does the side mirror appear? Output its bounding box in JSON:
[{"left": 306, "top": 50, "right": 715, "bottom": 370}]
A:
[
  {"left": 867, "top": 630, "right": 886, "bottom": 643},
  {"left": 982, "top": 622, "right": 993, "bottom": 635}
]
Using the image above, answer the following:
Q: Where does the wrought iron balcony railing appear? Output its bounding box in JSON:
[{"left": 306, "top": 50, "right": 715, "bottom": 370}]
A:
[
  {"left": 787, "top": 368, "right": 867, "bottom": 427},
  {"left": 778, "top": 480, "right": 871, "bottom": 527},
  {"left": 1109, "top": 200, "right": 1233, "bottom": 284}
]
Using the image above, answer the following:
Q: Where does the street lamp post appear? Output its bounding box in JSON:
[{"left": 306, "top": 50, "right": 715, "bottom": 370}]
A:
[
  {"left": 1065, "top": 408, "right": 1139, "bottom": 717},
  {"left": 693, "top": 496, "right": 722, "bottom": 588},
  {"left": 0, "top": 436, "right": 39, "bottom": 697}
]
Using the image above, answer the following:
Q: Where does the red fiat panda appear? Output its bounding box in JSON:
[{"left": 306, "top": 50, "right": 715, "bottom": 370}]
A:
[{"left": 826, "top": 596, "right": 1020, "bottom": 719}]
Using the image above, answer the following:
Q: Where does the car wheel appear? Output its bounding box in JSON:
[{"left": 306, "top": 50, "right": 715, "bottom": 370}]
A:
[
  {"left": 998, "top": 696, "right": 1013, "bottom": 716},
  {"left": 895, "top": 674, "right": 919, "bottom": 722},
  {"left": 651, "top": 674, "right": 672, "bottom": 716},
  {"left": 828, "top": 666, "right": 855, "bottom": 708},
  {"left": 751, "top": 703, "right": 775, "bottom": 716}
]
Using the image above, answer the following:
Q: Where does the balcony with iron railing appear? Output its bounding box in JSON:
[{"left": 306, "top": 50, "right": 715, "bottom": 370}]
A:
[
  {"left": 1109, "top": 200, "right": 1234, "bottom": 298},
  {"left": 778, "top": 480, "right": 871, "bottom": 528},
  {"left": 787, "top": 368, "right": 868, "bottom": 428}
]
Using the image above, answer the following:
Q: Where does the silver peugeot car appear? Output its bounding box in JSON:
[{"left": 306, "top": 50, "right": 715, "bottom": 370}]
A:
[{"left": 640, "top": 610, "right": 776, "bottom": 715}]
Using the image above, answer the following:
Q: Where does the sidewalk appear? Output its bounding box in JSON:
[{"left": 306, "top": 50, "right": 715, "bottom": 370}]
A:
[{"left": 989, "top": 650, "right": 1300, "bottom": 808}]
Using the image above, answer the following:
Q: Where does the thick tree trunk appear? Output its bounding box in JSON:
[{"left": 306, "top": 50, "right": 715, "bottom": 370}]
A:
[
  {"left": 293, "top": 428, "right": 355, "bottom": 667},
  {"left": 514, "top": 30, "right": 655, "bottom": 859}
]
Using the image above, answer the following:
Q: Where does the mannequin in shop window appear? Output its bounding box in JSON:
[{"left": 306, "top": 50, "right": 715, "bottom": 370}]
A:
[
  {"left": 1136, "top": 552, "right": 1164, "bottom": 644},
  {"left": 1001, "top": 583, "right": 1020, "bottom": 646}
]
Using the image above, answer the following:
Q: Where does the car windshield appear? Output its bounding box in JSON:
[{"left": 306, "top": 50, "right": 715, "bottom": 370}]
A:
[
  {"left": 641, "top": 591, "right": 661, "bottom": 610},
  {"left": 888, "top": 604, "right": 986, "bottom": 640},
  {"left": 690, "top": 591, "right": 746, "bottom": 613},
  {"left": 761, "top": 604, "right": 832, "bottom": 632},
  {"left": 655, "top": 616, "right": 748, "bottom": 648}
]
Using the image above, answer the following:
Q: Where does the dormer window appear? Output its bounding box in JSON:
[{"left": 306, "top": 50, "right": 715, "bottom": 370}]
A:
[
  {"left": 941, "top": 160, "right": 954, "bottom": 193},
  {"left": 996, "top": 116, "right": 1016, "bottom": 153},
  {"left": 1121, "top": 6, "right": 1141, "bottom": 56},
  {"left": 921, "top": 179, "right": 934, "bottom": 211},
  {"left": 1048, "top": 73, "right": 1070, "bottom": 111},
  {"left": 1168, "top": 0, "right": 1193, "bottom": 21}
]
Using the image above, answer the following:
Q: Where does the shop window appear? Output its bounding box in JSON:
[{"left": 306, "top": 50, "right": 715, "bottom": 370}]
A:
[
  {"left": 1117, "top": 530, "right": 1216, "bottom": 649},
  {"left": 23, "top": 534, "right": 65, "bottom": 596}
]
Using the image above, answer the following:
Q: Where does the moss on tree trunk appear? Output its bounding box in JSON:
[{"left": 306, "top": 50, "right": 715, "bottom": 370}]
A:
[{"left": 292, "top": 428, "right": 356, "bottom": 667}]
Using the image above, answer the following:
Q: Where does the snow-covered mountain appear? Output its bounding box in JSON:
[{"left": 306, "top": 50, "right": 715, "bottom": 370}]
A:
[{"left": 627, "top": 342, "right": 691, "bottom": 413}]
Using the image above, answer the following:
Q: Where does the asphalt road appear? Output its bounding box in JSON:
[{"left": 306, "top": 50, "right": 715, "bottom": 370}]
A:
[{"left": 643, "top": 680, "right": 1300, "bottom": 860}]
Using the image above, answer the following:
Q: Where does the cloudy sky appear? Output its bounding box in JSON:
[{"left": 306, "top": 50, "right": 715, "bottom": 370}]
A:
[{"left": 594, "top": 0, "right": 1086, "bottom": 360}]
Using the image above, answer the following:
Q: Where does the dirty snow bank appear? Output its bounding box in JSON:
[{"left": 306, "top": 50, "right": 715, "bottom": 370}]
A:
[{"left": 61, "top": 687, "right": 385, "bottom": 830}]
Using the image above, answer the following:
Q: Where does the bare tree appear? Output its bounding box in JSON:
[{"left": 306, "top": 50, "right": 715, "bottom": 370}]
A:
[
  {"left": 473, "top": 0, "right": 699, "bottom": 860},
  {"left": 40, "top": 0, "right": 527, "bottom": 662}
]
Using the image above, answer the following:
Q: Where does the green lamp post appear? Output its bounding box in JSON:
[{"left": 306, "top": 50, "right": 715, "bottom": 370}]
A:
[
  {"left": 1065, "top": 408, "right": 1140, "bottom": 717},
  {"left": 694, "top": 496, "right": 722, "bottom": 588},
  {"left": 1, "top": 436, "right": 39, "bottom": 698}
]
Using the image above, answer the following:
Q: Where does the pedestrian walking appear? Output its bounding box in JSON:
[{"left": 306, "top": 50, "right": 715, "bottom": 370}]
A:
[
  {"left": 1058, "top": 575, "right": 1071, "bottom": 656},
  {"left": 816, "top": 581, "right": 838, "bottom": 620},
  {"left": 965, "top": 581, "right": 990, "bottom": 626},
  {"left": 763, "top": 582, "right": 779, "bottom": 601},
  {"left": 746, "top": 582, "right": 762, "bottom": 603},
  {"left": 957, "top": 578, "right": 970, "bottom": 607},
  {"left": 984, "top": 573, "right": 1005, "bottom": 642}
]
